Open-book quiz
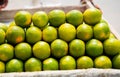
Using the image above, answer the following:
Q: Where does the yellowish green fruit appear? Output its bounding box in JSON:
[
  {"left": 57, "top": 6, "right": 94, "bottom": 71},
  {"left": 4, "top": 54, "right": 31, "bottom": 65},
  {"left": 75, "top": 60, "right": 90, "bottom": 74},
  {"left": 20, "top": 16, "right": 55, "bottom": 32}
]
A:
[
  {"left": 77, "top": 23, "right": 93, "bottom": 41},
  {"left": 0, "top": 61, "right": 5, "bottom": 73},
  {"left": 43, "top": 58, "right": 58, "bottom": 70},
  {"left": 0, "top": 23, "right": 8, "bottom": 32},
  {"left": 6, "top": 59, "right": 23, "bottom": 72},
  {"left": 32, "top": 11, "right": 48, "bottom": 28},
  {"left": 48, "top": 10, "right": 65, "bottom": 27},
  {"left": 14, "top": 11, "right": 32, "bottom": 28},
  {"left": 94, "top": 56, "right": 112, "bottom": 68},
  {"left": 112, "top": 54, "right": 120, "bottom": 69},
  {"left": 69, "top": 39, "right": 85, "bottom": 58},
  {"left": 51, "top": 39, "right": 68, "bottom": 58},
  {"left": 0, "top": 44, "right": 14, "bottom": 62},
  {"left": 33, "top": 41, "right": 50, "bottom": 60},
  {"left": 58, "top": 23, "right": 76, "bottom": 42},
  {"left": 77, "top": 56, "right": 93, "bottom": 69},
  {"left": 0, "top": 29, "right": 5, "bottom": 44},
  {"left": 25, "top": 57, "right": 42, "bottom": 72},
  {"left": 60, "top": 55, "right": 76, "bottom": 70}
]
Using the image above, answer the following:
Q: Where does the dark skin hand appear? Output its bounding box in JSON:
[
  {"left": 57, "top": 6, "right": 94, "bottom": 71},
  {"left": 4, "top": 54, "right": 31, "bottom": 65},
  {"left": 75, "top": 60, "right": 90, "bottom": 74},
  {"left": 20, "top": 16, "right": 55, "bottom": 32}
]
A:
[{"left": 0, "top": 0, "right": 8, "bottom": 10}]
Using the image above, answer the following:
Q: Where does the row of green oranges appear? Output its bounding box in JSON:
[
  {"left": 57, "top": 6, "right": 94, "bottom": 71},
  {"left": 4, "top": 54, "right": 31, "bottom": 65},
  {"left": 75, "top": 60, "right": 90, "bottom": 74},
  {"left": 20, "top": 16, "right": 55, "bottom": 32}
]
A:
[{"left": 0, "top": 54, "right": 120, "bottom": 73}]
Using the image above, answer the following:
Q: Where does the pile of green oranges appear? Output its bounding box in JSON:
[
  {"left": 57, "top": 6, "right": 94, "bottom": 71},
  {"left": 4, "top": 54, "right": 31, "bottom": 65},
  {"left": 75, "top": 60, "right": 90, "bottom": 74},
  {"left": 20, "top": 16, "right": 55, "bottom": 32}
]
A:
[{"left": 0, "top": 7, "right": 120, "bottom": 73}]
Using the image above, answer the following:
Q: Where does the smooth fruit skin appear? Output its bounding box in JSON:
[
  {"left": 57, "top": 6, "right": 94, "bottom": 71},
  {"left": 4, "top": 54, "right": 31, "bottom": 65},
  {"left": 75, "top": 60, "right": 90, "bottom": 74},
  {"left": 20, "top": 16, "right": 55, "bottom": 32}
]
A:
[
  {"left": 32, "top": 11, "right": 48, "bottom": 28},
  {"left": 58, "top": 23, "right": 76, "bottom": 42},
  {"left": 77, "top": 23, "right": 93, "bottom": 41},
  {"left": 66, "top": 10, "right": 83, "bottom": 27},
  {"left": 48, "top": 10, "right": 66, "bottom": 27},
  {"left": 0, "top": 61, "right": 5, "bottom": 73},
  {"left": 15, "top": 42, "right": 32, "bottom": 60},
  {"left": 60, "top": 55, "right": 76, "bottom": 70},
  {"left": 43, "top": 26, "right": 57, "bottom": 42},
  {"left": 43, "top": 58, "right": 58, "bottom": 70},
  {"left": 94, "top": 56, "right": 112, "bottom": 68},
  {"left": 93, "top": 22, "right": 110, "bottom": 41},
  {"left": 26, "top": 26, "right": 42, "bottom": 44},
  {"left": 69, "top": 39, "right": 85, "bottom": 58},
  {"left": 0, "top": 23, "right": 8, "bottom": 32},
  {"left": 51, "top": 39, "right": 68, "bottom": 58},
  {"left": 103, "top": 38, "right": 120, "bottom": 56},
  {"left": 6, "top": 26, "right": 25, "bottom": 45},
  {"left": 6, "top": 59, "right": 23, "bottom": 72},
  {"left": 25, "top": 58, "right": 42, "bottom": 72},
  {"left": 86, "top": 39, "right": 103, "bottom": 57},
  {"left": 83, "top": 8, "right": 102, "bottom": 25},
  {"left": 112, "top": 54, "right": 120, "bottom": 69},
  {"left": 14, "top": 11, "right": 32, "bottom": 28},
  {"left": 33, "top": 41, "right": 51, "bottom": 60},
  {"left": 0, "top": 29, "right": 5, "bottom": 44},
  {"left": 0, "top": 44, "right": 14, "bottom": 62},
  {"left": 77, "top": 56, "right": 93, "bottom": 69}
]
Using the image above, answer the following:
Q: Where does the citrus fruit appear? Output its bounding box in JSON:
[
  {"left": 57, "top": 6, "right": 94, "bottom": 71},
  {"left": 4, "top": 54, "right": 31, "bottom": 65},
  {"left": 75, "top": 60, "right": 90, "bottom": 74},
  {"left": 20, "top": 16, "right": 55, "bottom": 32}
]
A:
[
  {"left": 83, "top": 8, "right": 102, "bottom": 25},
  {"left": 103, "top": 38, "right": 120, "bottom": 56},
  {"left": 6, "top": 26, "right": 25, "bottom": 45},
  {"left": 25, "top": 57, "right": 42, "bottom": 72},
  {"left": 77, "top": 56, "right": 93, "bottom": 69},
  {"left": 58, "top": 23, "right": 76, "bottom": 42},
  {"left": 66, "top": 10, "right": 83, "bottom": 27},
  {"left": 9, "top": 21, "right": 16, "bottom": 27},
  {"left": 43, "top": 58, "right": 58, "bottom": 70},
  {"left": 0, "top": 23, "right": 8, "bottom": 32},
  {"left": 15, "top": 42, "right": 32, "bottom": 60},
  {"left": 60, "top": 55, "right": 76, "bottom": 70},
  {"left": 0, "top": 61, "right": 5, "bottom": 73},
  {"left": 93, "top": 22, "right": 110, "bottom": 41},
  {"left": 109, "top": 33, "right": 115, "bottom": 39},
  {"left": 43, "top": 26, "right": 57, "bottom": 42},
  {"left": 6, "top": 59, "right": 23, "bottom": 72},
  {"left": 51, "top": 39, "right": 68, "bottom": 58},
  {"left": 112, "top": 54, "right": 120, "bottom": 69},
  {"left": 0, "top": 44, "right": 14, "bottom": 62},
  {"left": 69, "top": 39, "right": 85, "bottom": 58},
  {"left": 32, "top": 11, "right": 48, "bottom": 28},
  {"left": 86, "top": 39, "right": 103, "bottom": 57},
  {"left": 100, "top": 19, "right": 108, "bottom": 25},
  {"left": 0, "top": 29, "right": 5, "bottom": 44},
  {"left": 14, "top": 11, "right": 32, "bottom": 28},
  {"left": 26, "top": 26, "right": 42, "bottom": 44},
  {"left": 77, "top": 23, "right": 93, "bottom": 41},
  {"left": 33, "top": 41, "right": 50, "bottom": 60},
  {"left": 48, "top": 10, "right": 65, "bottom": 27},
  {"left": 94, "top": 55, "right": 112, "bottom": 68}
]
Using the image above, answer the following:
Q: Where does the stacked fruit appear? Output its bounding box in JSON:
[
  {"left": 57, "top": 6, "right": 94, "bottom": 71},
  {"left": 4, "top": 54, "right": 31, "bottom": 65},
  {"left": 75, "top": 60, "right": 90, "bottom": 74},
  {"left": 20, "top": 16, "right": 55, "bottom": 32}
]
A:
[{"left": 0, "top": 8, "right": 120, "bottom": 73}]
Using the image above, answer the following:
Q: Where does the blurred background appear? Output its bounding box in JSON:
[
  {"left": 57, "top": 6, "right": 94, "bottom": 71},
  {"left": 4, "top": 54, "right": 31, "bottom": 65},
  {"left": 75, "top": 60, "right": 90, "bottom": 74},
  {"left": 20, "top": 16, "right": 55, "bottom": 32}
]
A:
[{"left": 1, "top": 0, "right": 120, "bottom": 34}]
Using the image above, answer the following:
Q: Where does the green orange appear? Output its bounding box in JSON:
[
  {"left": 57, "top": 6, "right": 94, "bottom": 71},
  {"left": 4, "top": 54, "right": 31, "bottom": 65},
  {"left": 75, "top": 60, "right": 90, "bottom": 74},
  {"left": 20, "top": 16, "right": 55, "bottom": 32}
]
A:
[
  {"left": 6, "top": 26, "right": 25, "bottom": 45},
  {"left": 14, "top": 11, "right": 32, "bottom": 28},
  {"left": 58, "top": 23, "right": 76, "bottom": 42},
  {"left": 93, "top": 22, "right": 110, "bottom": 41},
  {"left": 0, "top": 61, "right": 5, "bottom": 73},
  {"left": 66, "top": 10, "right": 83, "bottom": 26},
  {"left": 43, "top": 58, "right": 58, "bottom": 70},
  {"left": 112, "top": 54, "right": 120, "bottom": 69},
  {"left": 69, "top": 39, "right": 85, "bottom": 58},
  {"left": 51, "top": 39, "right": 68, "bottom": 58},
  {"left": 103, "top": 38, "right": 120, "bottom": 56},
  {"left": 15, "top": 42, "right": 32, "bottom": 60},
  {"left": 48, "top": 10, "right": 66, "bottom": 27},
  {"left": 25, "top": 57, "right": 42, "bottom": 72},
  {"left": 60, "top": 55, "right": 76, "bottom": 70},
  {"left": 0, "top": 23, "right": 8, "bottom": 32},
  {"left": 77, "top": 56, "right": 93, "bottom": 69},
  {"left": 83, "top": 8, "right": 102, "bottom": 25},
  {"left": 26, "top": 26, "right": 42, "bottom": 44},
  {"left": 0, "top": 29, "right": 5, "bottom": 44},
  {"left": 94, "top": 56, "right": 112, "bottom": 68},
  {"left": 0, "top": 44, "right": 14, "bottom": 62},
  {"left": 43, "top": 26, "right": 57, "bottom": 42},
  {"left": 32, "top": 11, "right": 48, "bottom": 28},
  {"left": 6, "top": 59, "right": 23, "bottom": 72},
  {"left": 77, "top": 23, "right": 93, "bottom": 41},
  {"left": 33, "top": 41, "right": 50, "bottom": 60}
]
